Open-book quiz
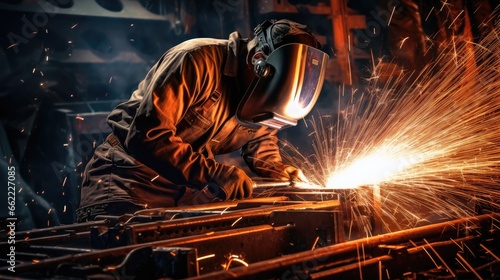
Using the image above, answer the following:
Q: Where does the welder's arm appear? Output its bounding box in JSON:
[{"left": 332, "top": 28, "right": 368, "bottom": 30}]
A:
[
  {"left": 241, "top": 127, "right": 307, "bottom": 182},
  {"left": 124, "top": 52, "right": 252, "bottom": 200}
]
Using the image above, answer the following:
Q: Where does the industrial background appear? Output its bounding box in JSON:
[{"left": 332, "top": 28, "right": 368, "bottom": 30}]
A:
[{"left": 1, "top": 0, "right": 500, "bottom": 279}]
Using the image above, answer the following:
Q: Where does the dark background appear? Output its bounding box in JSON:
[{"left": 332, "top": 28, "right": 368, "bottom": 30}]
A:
[{"left": 0, "top": 0, "right": 498, "bottom": 227}]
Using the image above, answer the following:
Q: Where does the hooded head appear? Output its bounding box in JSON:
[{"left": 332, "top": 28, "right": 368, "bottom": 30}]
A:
[
  {"left": 237, "top": 19, "right": 329, "bottom": 130},
  {"left": 253, "top": 19, "right": 322, "bottom": 56}
]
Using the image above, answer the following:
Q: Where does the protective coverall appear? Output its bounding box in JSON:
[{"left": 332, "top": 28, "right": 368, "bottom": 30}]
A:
[{"left": 77, "top": 32, "right": 293, "bottom": 221}]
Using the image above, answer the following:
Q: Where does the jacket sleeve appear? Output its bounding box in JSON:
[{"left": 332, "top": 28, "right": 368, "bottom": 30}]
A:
[
  {"left": 241, "top": 126, "right": 287, "bottom": 179},
  {"left": 124, "top": 50, "right": 224, "bottom": 190}
]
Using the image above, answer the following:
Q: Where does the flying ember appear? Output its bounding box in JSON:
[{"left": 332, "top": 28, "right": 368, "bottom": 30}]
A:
[{"left": 279, "top": 23, "right": 500, "bottom": 233}]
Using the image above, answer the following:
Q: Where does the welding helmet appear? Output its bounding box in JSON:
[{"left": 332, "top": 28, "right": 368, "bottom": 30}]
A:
[{"left": 236, "top": 19, "right": 329, "bottom": 130}]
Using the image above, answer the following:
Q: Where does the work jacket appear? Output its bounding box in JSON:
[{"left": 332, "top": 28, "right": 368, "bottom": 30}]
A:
[{"left": 107, "top": 32, "right": 286, "bottom": 192}]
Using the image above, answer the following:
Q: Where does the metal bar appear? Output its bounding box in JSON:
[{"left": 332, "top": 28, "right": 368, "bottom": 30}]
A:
[
  {"left": 125, "top": 200, "right": 341, "bottom": 245},
  {"left": 309, "top": 236, "right": 476, "bottom": 279},
  {"left": 131, "top": 196, "right": 291, "bottom": 216},
  {"left": 2, "top": 224, "right": 292, "bottom": 276},
  {"left": 14, "top": 220, "right": 108, "bottom": 239},
  {"left": 192, "top": 213, "right": 499, "bottom": 279},
  {"left": 309, "top": 255, "right": 393, "bottom": 280},
  {"left": 9, "top": 231, "right": 91, "bottom": 247}
]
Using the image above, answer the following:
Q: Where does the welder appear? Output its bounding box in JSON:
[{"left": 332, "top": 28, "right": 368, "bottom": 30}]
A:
[{"left": 77, "top": 19, "right": 328, "bottom": 222}]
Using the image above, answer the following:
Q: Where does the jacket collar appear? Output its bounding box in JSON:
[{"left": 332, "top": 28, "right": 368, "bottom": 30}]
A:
[{"left": 224, "top": 32, "right": 245, "bottom": 77}]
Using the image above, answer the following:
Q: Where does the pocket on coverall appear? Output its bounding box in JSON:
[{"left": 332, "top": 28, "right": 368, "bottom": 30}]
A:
[{"left": 177, "top": 108, "right": 213, "bottom": 144}]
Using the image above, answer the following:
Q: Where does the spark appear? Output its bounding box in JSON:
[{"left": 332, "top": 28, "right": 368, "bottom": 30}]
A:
[
  {"left": 150, "top": 175, "right": 159, "bottom": 182},
  {"left": 448, "top": 10, "right": 465, "bottom": 29},
  {"left": 455, "top": 256, "right": 470, "bottom": 271},
  {"left": 220, "top": 206, "right": 231, "bottom": 215},
  {"left": 387, "top": 6, "right": 395, "bottom": 26},
  {"left": 440, "top": 0, "right": 450, "bottom": 12},
  {"left": 71, "top": 23, "right": 78, "bottom": 29},
  {"left": 357, "top": 243, "right": 363, "bottom": 279},
  {"left": 424, "top": 238, "right": 456, "bottom": 277},
  {"left": 279, "top": 25, "right": 500, "bottom": 235},
  {"left": 456, "top": 253, "right": 482, "bottom": 279},
  {"left": 311, "top": 236, "right": 319, "bottom": 250},
  {"left": 398, "top": 37, "right": 409, "bottom": 49},
  {"left": 196, "top": 254, "right": 215, "bottom": 261},
  {"left": 7, "top": 43, "right": 19, "bottom": 50},
  {"left": 231, "top": 217, "right": 242, "bottom": 227},
  {"left": 420, "top": 243, "right": 440, "bottom": 269},
  {"left": 425, "top": 7, "right": 435, "bottom": 21},
  {"left": 449, "top": 238, "right": 463, "bottom": 251},
  {"left": 480, "top": 243, "right": 500, "bottom": 262},
  {"left": 224, "top": 255, "right": 249, "bottom": 270},
  {"left": 232, "top": 258, "right": 249, "bottom": 267},
  {"left": 462, "top": 242, "right": 476, "bottom": 258}
]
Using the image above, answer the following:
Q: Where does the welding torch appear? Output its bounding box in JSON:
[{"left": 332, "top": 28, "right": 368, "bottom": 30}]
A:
[
  {"left": 252, "top": 181, "right": 293, "bottom": 189},
  {"left": 252, "top": 180, "right": 320, "bottom": 189}
]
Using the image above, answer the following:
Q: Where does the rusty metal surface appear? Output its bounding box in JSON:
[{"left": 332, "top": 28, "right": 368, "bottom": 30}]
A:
[
  {"left": 193, "top": 213, "right": 500, "bottom": 280},
  {"left": 0, "top": 197, "right": 343, "bottom": 279},
  {"left": 1, "top": 196, "right": 498, "bottom": 279}
]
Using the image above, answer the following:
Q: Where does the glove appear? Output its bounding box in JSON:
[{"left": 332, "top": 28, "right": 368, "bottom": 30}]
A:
[
  {"left": 208, "top": 166, "right": 254, "bottom": 200},
  {"left": 275, "top": 164, "right": 309, "bottom": 182}
]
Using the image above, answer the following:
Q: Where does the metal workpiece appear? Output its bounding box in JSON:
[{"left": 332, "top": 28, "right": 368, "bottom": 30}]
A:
[
  {"left": 115, "top": 199, "right": 342, "bottom": 246},
  {"left": 1, "top": 194, "right": 498, "bottom": 279},
  {"left": 0, "top": 197, "right": 344, "bottom": 279},
  {"left": 192, "top": 213, "right": 500, "bottom": 280}
]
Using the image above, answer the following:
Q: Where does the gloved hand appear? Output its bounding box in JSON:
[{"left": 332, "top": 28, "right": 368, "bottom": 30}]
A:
[
  {"left": 208, "top": 166, "right": 254, "bottom": 200},
  {"left": 275, "top": 164, "right": 309, "bottom": 182}
]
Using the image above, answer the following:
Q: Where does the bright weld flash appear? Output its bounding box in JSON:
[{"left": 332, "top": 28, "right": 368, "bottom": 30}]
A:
[{"left": 326, "top": 147, "right": 423, "bottom": 189}]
